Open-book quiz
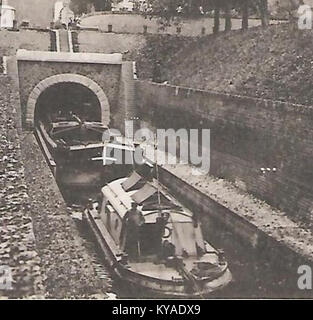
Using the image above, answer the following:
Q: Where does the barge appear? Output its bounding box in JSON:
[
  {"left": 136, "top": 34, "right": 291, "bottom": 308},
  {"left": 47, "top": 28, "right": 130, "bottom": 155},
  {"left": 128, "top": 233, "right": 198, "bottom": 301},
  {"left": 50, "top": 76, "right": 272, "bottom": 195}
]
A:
[{"left": 84, "top": 170, "right": 232, "bottom": 298}]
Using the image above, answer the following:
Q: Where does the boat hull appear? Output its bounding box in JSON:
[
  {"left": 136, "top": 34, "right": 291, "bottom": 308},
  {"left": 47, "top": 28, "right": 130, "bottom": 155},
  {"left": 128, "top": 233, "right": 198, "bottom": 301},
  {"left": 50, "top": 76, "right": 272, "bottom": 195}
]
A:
[
  {"left": 83, "top": 209, "right": 232, "bottom": 299},
  {"left": 35, "top": 125, "right": 133, "bottom": 192}
]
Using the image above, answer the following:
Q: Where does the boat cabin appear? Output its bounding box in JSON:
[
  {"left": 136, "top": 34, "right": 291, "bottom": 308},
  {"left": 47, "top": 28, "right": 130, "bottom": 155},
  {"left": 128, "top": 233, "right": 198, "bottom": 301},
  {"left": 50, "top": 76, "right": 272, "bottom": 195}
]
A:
[{"left": 99, "top": 172, "right": 207, "bottom": 262}]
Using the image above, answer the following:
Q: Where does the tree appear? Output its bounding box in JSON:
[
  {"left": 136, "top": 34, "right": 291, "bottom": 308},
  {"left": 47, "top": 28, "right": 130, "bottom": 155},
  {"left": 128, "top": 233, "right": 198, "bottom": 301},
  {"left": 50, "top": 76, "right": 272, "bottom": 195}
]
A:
[
  {"left": 259, "top": 0, "right": 269, "bottom": 26},
  {"left": 241, "top": 0, "right": 249, "bottom": 30},
  {"left": 275, "top": 0, "right": 304, "bottom": 21},
  {"left": 70, "top": 0, "right": 111, "bottom": 14},
  {"left": 225, "top": 1, "right": 232, "bottom": 31},
  {"left": 147, "top": 0, "right": 270, "bottom": 31}
]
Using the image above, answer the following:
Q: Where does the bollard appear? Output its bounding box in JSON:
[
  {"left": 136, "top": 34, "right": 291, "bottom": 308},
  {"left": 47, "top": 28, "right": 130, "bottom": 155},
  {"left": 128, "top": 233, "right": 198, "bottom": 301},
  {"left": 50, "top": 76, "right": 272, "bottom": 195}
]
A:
[
  {"left": 143, "top": 25, "right": 148, "bottom": 34},
  {"left": 108, "top": 24, "right": 113, "bottom": 32},
  {"left": 12, "top": 20, "right": 18, "bottom": 31},
  {"left": 201, "top": 27, "right": 205, "bottom": 35}
]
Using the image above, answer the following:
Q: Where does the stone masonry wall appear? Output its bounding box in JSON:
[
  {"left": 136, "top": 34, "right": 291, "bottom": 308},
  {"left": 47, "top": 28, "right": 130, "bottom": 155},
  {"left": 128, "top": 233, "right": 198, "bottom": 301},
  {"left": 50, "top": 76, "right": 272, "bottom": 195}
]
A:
[
  {"left": 114, "top": 62, "right": 137, "bottom": 135},
  {"left": 17, "top": 61, "right": 121, "bottom": 127},
  {"left": 135, "top": 80, "right": 313, "bottom": 222}
]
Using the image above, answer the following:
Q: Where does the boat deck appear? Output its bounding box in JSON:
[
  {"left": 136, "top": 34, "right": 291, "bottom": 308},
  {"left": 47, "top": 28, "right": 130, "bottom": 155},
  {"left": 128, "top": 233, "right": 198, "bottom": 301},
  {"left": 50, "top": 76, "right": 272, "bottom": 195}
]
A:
[
  {"left": 129, "top": 261, "right": 182, "bottom": 281},
  {"left": 128, "top": 258, "right": 205, "bottom": 281}
]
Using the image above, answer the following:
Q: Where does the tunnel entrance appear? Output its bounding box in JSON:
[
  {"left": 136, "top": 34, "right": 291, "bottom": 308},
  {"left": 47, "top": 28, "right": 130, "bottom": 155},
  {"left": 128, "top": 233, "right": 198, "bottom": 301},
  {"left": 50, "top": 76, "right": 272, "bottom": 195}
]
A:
[
  {"left": 35, "top": 82, "right": 101, "bottom": 124},
  {"left": 26, "top": 74, "right": 111, "bottom": 128}
]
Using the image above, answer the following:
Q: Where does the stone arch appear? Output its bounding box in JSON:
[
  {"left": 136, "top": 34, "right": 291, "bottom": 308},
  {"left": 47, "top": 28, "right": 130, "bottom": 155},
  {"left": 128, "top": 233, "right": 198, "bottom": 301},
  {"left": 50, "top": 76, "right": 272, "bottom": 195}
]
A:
[{"left": 26, "top": 73, "right": 110, "bottom": 128}]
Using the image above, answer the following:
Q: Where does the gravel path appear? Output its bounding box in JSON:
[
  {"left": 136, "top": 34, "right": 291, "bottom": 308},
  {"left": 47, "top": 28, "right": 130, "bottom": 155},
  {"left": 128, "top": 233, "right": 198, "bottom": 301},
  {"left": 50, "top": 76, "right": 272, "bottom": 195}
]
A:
[
  {"left": 20, "top": 134, "right": 108, "bottom": 298},
  {"left": 0, "top": 75, "right": 44, "bottom": 298}
]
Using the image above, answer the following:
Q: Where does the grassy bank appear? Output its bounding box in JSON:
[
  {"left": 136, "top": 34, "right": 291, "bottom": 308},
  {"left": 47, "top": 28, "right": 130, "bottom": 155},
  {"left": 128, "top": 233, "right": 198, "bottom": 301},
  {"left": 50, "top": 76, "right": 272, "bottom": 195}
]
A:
[{"left": 136, "top": 23, "right": 313, "bottom": 106}]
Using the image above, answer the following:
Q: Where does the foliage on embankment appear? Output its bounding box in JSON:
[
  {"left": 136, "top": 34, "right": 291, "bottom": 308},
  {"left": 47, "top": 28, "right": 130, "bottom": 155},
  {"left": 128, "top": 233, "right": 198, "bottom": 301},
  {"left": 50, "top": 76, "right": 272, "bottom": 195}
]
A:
[{"left": 136, "top": 23, "right": 313, "bottom": 106}]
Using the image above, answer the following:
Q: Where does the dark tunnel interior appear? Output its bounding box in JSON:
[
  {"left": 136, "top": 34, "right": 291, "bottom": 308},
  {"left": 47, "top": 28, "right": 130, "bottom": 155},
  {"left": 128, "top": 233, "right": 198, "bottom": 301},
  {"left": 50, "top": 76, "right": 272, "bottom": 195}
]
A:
[{"left": 35, "top": 82, "right": 102, "bottom": 124}]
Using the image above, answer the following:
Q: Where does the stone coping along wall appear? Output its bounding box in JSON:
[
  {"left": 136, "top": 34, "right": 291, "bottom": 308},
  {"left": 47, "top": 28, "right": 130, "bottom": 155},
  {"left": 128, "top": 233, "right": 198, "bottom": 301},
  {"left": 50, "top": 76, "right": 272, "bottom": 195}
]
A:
[{"left": 135, "top": 80, "right": 313, "bottom": 222}]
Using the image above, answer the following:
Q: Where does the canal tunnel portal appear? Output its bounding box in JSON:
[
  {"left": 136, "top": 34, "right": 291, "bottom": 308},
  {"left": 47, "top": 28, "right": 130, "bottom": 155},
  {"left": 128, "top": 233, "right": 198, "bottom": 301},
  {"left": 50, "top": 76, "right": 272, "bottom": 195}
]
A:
[
  {"left": 17, "top": 50, "right": 135, "bottom": 132},
  {"left": 32, "top": 74, "right": 109, "bottom": 125}
]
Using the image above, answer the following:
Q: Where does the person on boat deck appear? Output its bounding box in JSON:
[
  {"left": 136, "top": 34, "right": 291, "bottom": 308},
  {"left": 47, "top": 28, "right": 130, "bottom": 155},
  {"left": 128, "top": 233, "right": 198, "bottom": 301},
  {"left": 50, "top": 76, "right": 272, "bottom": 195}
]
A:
[
  {"left": 162, "top": 240, "right": 176, "bottom": 259},
  {"left": 121, "top": 203, "right": 145, "bottom": 259}
]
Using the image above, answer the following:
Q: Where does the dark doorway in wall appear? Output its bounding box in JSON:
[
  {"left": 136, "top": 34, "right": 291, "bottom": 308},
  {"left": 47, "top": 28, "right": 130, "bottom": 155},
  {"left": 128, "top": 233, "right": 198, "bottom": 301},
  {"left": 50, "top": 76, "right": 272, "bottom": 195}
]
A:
[{"left": 35, "top": 82, "right": 101, "bottom": 124}]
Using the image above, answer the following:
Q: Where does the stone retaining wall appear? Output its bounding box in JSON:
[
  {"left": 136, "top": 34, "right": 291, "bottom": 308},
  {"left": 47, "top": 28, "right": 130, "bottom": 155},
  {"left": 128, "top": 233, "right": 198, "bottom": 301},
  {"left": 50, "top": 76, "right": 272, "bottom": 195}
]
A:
[
  {"left": 136, "top": 80, "right": 313, "bottom": 222},
  {"left": 158, "top": 164, "right": 313, "bottom": 267}
]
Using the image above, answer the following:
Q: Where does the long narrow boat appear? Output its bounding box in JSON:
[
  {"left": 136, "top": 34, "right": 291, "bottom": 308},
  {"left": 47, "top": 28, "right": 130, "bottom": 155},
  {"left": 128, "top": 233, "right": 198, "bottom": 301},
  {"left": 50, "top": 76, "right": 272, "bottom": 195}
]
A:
[
  {"left": 84, "top": 171, "right": 232, "bottom": 298},
  {"left": 37, "top": 117, "right": 111, "bottom": 164},
  {"left": 35, "top": 118, "right": 138, "bottom": 193}
]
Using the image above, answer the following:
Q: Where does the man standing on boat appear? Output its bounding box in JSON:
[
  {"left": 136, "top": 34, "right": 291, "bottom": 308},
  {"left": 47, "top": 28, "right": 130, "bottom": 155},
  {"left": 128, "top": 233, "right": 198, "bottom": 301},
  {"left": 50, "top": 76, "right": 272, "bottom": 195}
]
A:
[{"left": 121, "top": 203, "right": 145, "bottom": 260}]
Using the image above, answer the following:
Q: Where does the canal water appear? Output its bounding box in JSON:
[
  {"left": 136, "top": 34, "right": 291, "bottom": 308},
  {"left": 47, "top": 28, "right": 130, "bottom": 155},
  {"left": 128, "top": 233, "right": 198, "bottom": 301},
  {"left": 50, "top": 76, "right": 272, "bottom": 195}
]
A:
[{"left": 58, "top": 170, "right": 311, "bottom": 299}]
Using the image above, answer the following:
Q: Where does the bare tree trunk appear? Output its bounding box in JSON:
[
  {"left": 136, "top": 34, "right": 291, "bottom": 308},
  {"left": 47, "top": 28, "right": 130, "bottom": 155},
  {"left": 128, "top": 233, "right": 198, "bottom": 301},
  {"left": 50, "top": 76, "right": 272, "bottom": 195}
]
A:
[
  {"left": 225, "top": 2, "right": 232, "bottom": 32},
  {"left": 242, "top": 1, "right": 249, "bottom": 30},
  {"left": 213, "top": 6, "right": 220, "bottom": 34},
  {"left": 259, "top": 0, "right": 270, "bottom": 27}
]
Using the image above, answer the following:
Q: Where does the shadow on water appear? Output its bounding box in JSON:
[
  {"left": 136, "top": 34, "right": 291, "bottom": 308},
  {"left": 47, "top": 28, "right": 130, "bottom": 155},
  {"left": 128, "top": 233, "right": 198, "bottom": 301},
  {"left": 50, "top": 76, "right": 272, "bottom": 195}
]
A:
[{"left": 58, "top": 165, "right": 311, "bottom": 299}]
